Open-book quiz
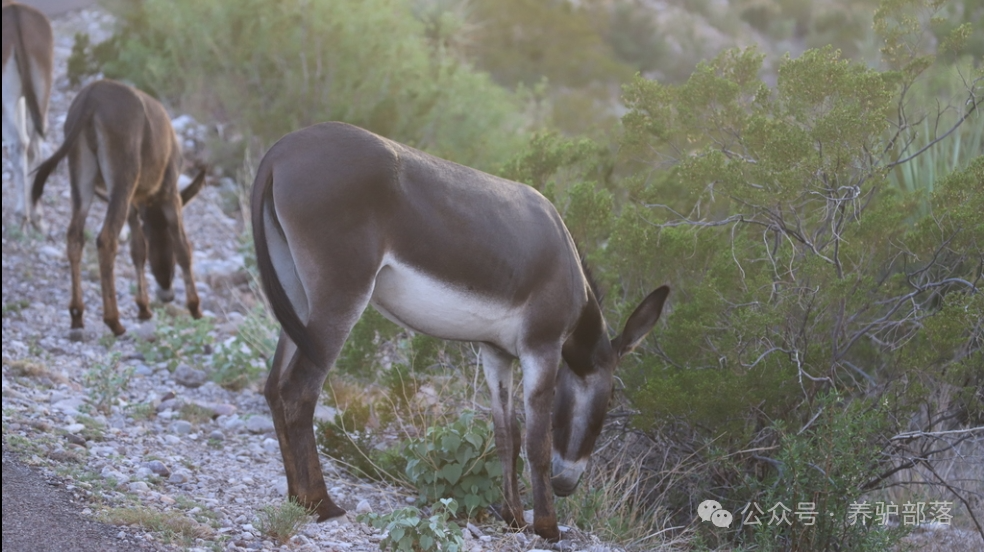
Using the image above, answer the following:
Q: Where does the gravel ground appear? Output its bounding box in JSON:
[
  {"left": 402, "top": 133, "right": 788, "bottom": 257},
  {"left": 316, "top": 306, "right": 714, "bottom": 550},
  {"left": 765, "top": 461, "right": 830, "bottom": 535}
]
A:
[{"left": 1, "top": 7, "right": 618, "bottom": 552}]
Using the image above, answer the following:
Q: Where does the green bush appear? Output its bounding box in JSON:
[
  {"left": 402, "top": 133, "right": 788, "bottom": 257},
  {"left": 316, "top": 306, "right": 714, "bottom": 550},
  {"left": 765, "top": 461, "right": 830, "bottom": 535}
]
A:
[
  {"left": 211, "top": 305, "right": 277, "bottom": 390},
  {"left": 359, "top": 498, "right": 465, "bottom": 552},
  {"left": 85, "top": 0, "right": 527, "bottom": 172},
  {"left": 402, "top": 411, "right": 510, "bottom": 519},
  {"left": 136, "top": 309, "right": 214, "bottom": 370}
]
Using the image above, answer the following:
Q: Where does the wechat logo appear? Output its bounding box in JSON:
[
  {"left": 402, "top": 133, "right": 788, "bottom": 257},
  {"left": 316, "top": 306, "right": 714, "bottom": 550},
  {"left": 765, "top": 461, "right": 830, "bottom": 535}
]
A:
[{"left": 699, "top": 499, "right": 734, "bottom": 528}]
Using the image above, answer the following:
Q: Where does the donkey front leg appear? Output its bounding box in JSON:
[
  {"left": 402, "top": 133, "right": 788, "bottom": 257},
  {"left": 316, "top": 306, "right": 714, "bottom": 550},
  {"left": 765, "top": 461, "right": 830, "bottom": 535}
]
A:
[
  {"left": 521, "top": 348, "right": 562, "bottom": 541},
  {"left": 481, "top": 344, "right": 525, "bottom": 529}
]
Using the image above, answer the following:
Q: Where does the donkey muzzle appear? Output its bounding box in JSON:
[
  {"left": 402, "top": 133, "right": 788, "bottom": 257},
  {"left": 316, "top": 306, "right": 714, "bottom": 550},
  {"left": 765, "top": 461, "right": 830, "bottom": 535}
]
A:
[
  {"left": 156, "top": 286, "right": 175, "bottom": 303},
  {"left": 550, "top": 454, "right": 586, "bottom": 497}
]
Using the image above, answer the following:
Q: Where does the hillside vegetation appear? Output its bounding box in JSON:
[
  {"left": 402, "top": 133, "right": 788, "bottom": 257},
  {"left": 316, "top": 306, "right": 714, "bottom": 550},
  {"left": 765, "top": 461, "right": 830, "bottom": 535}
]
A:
[{"left": 68, "top": 0, "right": 983, "bottom": 549}]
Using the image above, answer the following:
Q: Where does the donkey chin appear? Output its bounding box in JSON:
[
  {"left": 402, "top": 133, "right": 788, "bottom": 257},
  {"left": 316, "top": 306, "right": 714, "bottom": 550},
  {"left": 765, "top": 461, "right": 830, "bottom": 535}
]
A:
[{"left": 550, "top": 454, "right": 587, "bottom": 497}]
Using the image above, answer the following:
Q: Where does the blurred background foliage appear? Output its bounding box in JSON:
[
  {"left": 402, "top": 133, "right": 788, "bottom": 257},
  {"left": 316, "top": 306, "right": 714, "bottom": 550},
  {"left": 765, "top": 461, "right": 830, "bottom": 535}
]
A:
[{"left": 69, "top": 0, "right": 983, "bottom": 548}]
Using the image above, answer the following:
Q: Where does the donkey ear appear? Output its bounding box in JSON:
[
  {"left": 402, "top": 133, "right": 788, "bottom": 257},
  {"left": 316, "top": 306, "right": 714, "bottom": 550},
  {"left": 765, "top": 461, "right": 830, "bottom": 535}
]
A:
[
  {"left": 180, "top": 168, "right": 207, "bottom": 206},
  {"left": 612, "top": 285, "right": 669, "bottom": 358}
]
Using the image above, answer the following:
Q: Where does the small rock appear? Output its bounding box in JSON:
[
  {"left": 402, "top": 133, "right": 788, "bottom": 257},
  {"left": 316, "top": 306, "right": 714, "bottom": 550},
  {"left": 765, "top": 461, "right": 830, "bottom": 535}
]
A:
[
  {"left": 40, "top": 245, "right": 62, "bottom": 258},
  {"left": 168, "top": 471, "right": 190, "bottom": 484},
  {"left": 128, "top": 481, "right": 150, "bottom": 493},
  {"left": 174, "top": 364, "right": 208, "bottom": 388},
  {"left": 170, "top": 420, "right": 193, "bottom": 435},
  {"left": 48, "top": 449, "right": 81, "bottom": 463},
  {"left": 218, "top": 415, "right": 245, "bottom": 433},
  {"left": 141, "top": 460, "right": 171, "bottom": 477},
  {"left": 355, "top": 500, "right": 372, "bottom": 514},
  {"left": 524, "top": 509, "right": 534, "bottom": 525},
  {"left": 208, "top": 430, "right": 225, "bottom": 442},
  {"left": 63, "top": 423, "right": 85, "bottom": 434},
  {"left": 100, "top": 467, "right": 129, "bottom": 485},
  {"left": 133, "top": 320, "right": 157, "bottom": 341},
  {"left": 405, "top": 496, "right": 416, "bottom": 504},
  {"left": 211, "top": 403, "right": 237, "bottom": 417},
  {"left": 63, "top": 433, "right": 86, "bottom": 446},
  {"left": 133, "top": 363, "right": 154, "bottom": 377},
  {"left": 262, "top": 438, "right": 279, "bottom": 454},
  {"left": 245, "top": 415, "right": 275, "bottom": 434}
]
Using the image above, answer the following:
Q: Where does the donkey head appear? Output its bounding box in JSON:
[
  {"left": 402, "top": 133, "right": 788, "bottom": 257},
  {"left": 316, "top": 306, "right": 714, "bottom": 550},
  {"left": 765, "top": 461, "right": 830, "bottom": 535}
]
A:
[
  {"left": 142, "top": 169, "right": 206, "bottom": 302},
  {"left": 550, "top": 285, "right": 670, "bottom": 496}
]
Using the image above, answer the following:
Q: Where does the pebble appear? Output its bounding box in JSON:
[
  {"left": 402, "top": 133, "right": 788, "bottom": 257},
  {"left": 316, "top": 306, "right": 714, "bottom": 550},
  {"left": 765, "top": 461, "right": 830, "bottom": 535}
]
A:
[
  {"left": 245, "top": 415, "right": 275, "bottom": 434},
  {"left": 174, "top": 364, "right": 208, "bottom": 388},
  {"left": 141, "top": 460, "right": 171, "bottom": 477},
  {"left": 170, "top": 420, "right": 194, "bottom": 435}
]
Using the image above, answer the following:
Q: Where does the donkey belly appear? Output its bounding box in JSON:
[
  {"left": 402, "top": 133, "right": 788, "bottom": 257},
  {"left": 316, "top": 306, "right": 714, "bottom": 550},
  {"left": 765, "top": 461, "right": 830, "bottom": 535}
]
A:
[{"left": 370, "top": 257, "right": 522, "bottom": 348}]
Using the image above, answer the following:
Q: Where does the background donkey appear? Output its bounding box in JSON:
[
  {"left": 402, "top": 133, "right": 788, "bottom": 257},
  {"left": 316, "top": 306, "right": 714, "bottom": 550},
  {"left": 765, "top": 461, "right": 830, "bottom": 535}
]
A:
[
  {"left": 252, "top": 122, "right": 669, "bottom": 541},
  {"left": 32, "top": 79, "right": 205, "bottom": 336},
  {"left": 2, "top": 1, "right": 53, "bottom": 229}
]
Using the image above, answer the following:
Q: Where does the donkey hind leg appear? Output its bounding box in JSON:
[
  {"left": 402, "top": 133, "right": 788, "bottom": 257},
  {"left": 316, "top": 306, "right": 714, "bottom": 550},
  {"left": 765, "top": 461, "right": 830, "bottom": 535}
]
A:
[
  {"left": 480, "top": 344, "right": 525, "bottom": 529},
  {"left": 265, "top": 291, "right": 374, "bottom": 521},
  {"left": 127, "top": 207, "right": 152, "bottom": 320},
  {"left": 65, "top": 138, "right": 99, "bottom": 329},
  {"left": 95, "top": 159, "right": 137, "bottom": 336},
  {"left": 521, "top": 347, "right": 563, "bottom": 541},
  {"left": 162, "top": 199, "right": 201, "bottom": 318}
]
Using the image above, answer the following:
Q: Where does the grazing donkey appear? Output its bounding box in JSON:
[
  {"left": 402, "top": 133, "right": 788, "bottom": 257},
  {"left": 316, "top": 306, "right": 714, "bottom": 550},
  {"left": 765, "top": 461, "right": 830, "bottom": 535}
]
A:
[
  {"left": 32, "top": 79, "right": 206, "bottom": 336},
  {"left": 252, "top": 122, "right": 669, "bottom": 541},
  {"left": 2, "top": 1, "right": 53, "bottom": 229}
]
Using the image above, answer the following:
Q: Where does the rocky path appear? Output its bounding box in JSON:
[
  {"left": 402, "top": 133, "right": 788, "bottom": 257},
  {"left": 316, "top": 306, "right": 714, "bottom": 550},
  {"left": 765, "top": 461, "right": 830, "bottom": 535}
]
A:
[{"left": 1, "top": 7, "right": 616, "bottom": 552}]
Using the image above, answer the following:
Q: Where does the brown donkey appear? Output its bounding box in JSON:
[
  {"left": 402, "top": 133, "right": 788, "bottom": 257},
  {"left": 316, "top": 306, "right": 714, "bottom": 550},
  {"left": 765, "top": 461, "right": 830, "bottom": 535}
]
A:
[
  {"left": 32, "top": 79, "right": 206, "bottom": 336},
  {"left": 2, "top": 1, "right": 53, "bottom": 229},
  {"left": 252, "top": 122, "right": 669, "bottom": 541}
]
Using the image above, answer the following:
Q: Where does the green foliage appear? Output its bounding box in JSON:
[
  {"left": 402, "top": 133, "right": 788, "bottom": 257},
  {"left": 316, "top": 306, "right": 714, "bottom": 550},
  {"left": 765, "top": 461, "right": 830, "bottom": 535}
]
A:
[
  {"left": 136, "top": 309, "right": 214, "bottom": 370},
  {"left": 738, "top": 395, "right": 910, "bottom": 551},
  {"left": 88, "top": 0, "right": 526, "bottom": 172},
  {"left": 466, "top": 0, "right": 631, "bottom": 88},
  {"left": 335, "top": 309, "right": 400, "bottom": 378},
  {"left": 82, "top": 353, "right": 134, "bottom": 415},
  {"left": 315, "top": 406, "right": 406, "bottom": 483},
  {"left": 402, "top": 411, "right": 508, "bottom": 519},
  {"left": 256, "top": 498, "right": 312, "bottom": 545},
  {"left": 359, "top": 498, "right": 465, "bottom": 552},
  {"left": 211, "top": 306, "right": 277, "bottom": 390}
]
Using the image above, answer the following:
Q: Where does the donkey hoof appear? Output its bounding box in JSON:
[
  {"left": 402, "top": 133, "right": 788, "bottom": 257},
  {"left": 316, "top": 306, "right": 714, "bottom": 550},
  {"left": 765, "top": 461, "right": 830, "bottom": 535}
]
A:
[
  {"left": 316, "top": 502, "right": 346, "bottom": 522},
  {"left": 138, "top": 308, "right": 153, "bottom": 321},
  {"left": 533, "top": 523, "right": 561, "bottom": 543},
  {"left": 105, "top": 319, "right": 127, "bottom": 336},
  {"left": 67, "top": 328, "right": 89, "bottom": 343}
]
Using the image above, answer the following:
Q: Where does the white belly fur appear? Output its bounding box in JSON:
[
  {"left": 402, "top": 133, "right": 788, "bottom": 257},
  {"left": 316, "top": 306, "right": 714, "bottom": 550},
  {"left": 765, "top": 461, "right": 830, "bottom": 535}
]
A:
[{"left": 370, "top": 254, "right": 523, "bottom": 350}]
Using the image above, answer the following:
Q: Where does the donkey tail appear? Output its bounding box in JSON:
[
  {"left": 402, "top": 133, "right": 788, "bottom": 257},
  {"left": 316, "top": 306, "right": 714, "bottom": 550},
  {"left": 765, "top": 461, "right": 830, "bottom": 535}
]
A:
[
  {"left": 11, "top": 5, "right": 46, "bottom": 137},
  {"left": 251, "top": 159, "right": 324, "bottom": 367},
  {"left": 31, "top": 85, "right": 95, "bottom": 207}
]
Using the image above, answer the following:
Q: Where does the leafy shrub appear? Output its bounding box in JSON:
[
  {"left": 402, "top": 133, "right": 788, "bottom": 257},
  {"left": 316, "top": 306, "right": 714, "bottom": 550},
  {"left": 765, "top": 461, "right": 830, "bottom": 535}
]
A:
[
  {"left": 84, "top": 0, "right": 527, "bottom": 172},
  {"left": 136, "top": 308, "right": 213, "bottom": 370},
  {"left": 83, "top": 352, "right": 134, "bottom": 414},
  {"left": 256, "top": 498, "right": 312, "bottom": 545},
  {"left": 402, "top": 411, "right": 509, "bottom": 519},
  {"left": 359, "top": 498, "right": 465, "bottom": 552},
  {"left": 211, "top": 305, "right": 277, "bottom": 390},
  {"left": 316, "top": 405, "right": 406, "bottom": 483}
]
